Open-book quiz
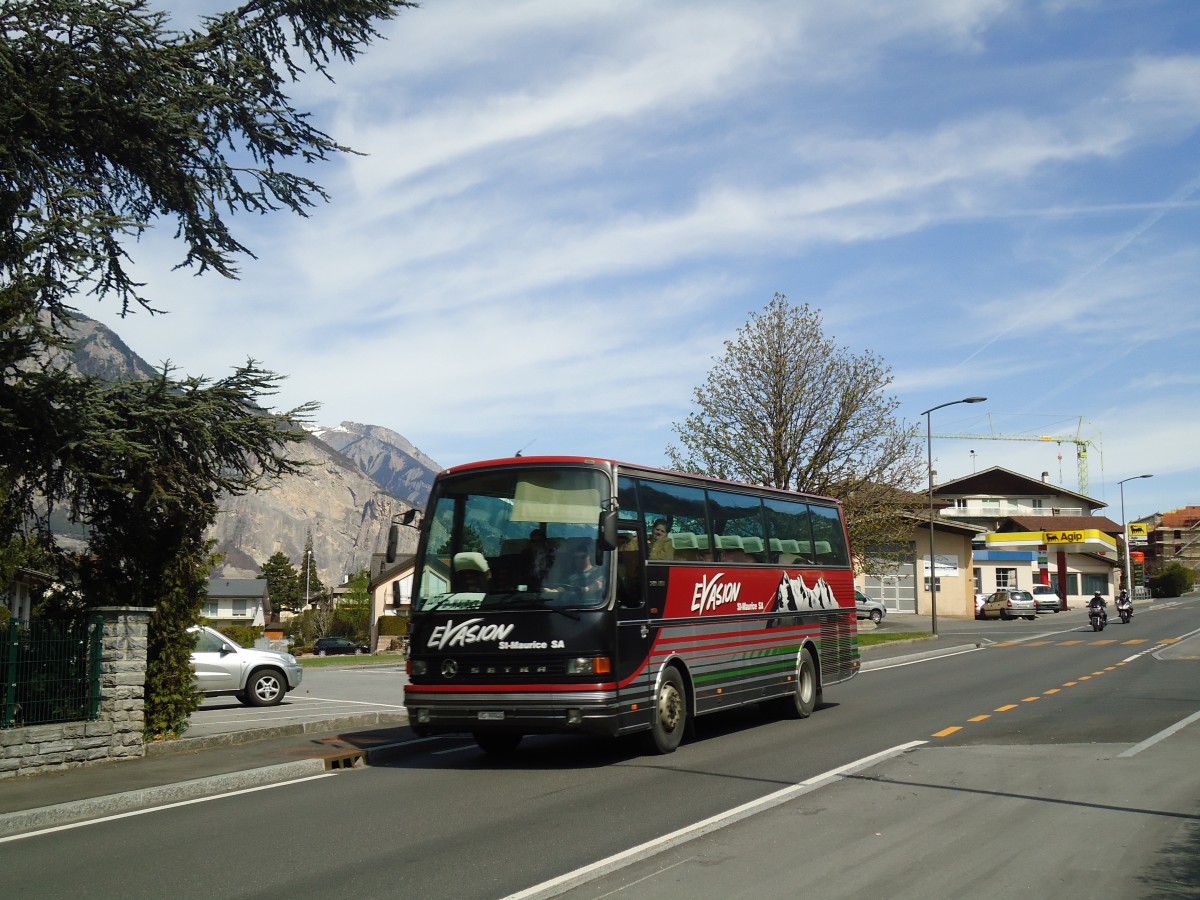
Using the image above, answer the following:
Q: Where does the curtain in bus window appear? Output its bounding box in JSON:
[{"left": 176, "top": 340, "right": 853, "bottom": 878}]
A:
[
  {"left": 635, "top": 480, "right": 708, "bottom": 561},
  {"left": 512, "top": 470, "right": 602, "bottom": 524},
  {"left": 809, "top": 504, "right": 850, "bottom": 567},
  {"left": 706, "top": 490, "right": 767, "bottom": 562},
  {"left": 763, "top": 497, "right": 816, "bottom": 564}
]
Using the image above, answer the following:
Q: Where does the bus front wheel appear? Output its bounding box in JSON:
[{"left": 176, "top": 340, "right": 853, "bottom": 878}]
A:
[
  {"left": 647, "top": 667, "right": 687, "bottom": 754},
  {"left": 774, "top": 649, "right": 817, "bottom": 719}
]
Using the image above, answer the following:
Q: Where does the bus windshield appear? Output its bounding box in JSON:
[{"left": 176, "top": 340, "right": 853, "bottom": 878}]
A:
[{"left": 412, "top": 466, "right": 611, "bottom": 613}]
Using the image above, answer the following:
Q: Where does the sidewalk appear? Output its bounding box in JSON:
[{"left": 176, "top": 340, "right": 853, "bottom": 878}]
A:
[
  {"left": 0, "top": 711, "right": 410, "bottom": 837},
  {"left": 0, "top": 635, "right": 949, "bottom": 838}
]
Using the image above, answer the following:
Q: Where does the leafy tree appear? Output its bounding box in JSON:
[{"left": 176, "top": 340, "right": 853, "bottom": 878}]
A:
[
  {"left": 666, "top": 294, "right": 923, "bottom": 563},
  {"left": 258, "top": 551, "right": 301, "bottom": 617},
  {"left": 1150, "top": 563, "right": 1195, "bottom": 599},
  {"left": 1, "top": 0, "right": 412, "bottom": 737}
]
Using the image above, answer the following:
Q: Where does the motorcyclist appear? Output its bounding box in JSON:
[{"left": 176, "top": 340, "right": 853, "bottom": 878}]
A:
[
  {"left": 1116, "top": 587, "right": 1133, "bottom": 618},
  {"left": 1087, "top": 590, "right": 1108, "bottom": 625}
]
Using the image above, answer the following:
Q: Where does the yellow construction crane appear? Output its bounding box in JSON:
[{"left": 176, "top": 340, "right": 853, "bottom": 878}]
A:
[{"left": 931, "top": 421, "right": 1100, "bottom": 495}]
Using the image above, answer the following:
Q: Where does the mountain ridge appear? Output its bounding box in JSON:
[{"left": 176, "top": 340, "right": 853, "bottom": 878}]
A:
[{"left": 56, "top": 315, "right": 436, "bottom": 585}]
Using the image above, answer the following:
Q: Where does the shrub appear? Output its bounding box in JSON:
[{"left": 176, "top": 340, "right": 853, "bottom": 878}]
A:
[
  {"left": 378, "top": 614, "right": 408, "bottom": 636},
  {"left": 1149, "top": 563, "right": 1195, "bottom": 598},
  {"left": 218, "top": 625, "right": 264, "bottom": 648}
]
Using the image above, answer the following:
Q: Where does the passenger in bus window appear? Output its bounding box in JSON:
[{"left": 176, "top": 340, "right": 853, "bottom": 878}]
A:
[{"left": 648, "top": 518, "right": 675, "bottom": 560}]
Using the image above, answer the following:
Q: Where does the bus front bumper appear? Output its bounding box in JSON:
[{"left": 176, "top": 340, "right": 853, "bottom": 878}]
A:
[{"left": 404, "top": 688, "right": 624, "bottom": 737}]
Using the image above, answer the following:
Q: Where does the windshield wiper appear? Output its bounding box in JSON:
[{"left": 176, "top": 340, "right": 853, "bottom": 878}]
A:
[{"left": 486, "top": 595, "right": 582, "bottom": 620}]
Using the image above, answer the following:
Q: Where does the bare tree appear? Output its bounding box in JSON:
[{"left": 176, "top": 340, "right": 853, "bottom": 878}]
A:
[{"left": 666, "top": 293, "right": 922, "bottom": 562}]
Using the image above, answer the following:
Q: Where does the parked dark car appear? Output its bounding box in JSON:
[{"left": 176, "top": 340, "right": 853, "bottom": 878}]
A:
[{"left": 314, "top": 636, "right": 370, "bottom": 656}]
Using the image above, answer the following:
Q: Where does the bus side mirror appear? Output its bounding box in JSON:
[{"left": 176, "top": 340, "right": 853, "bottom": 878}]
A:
[
  {"left": 599, "top": 509, "right": 619, "bottom": 551},
  {"left": 386, "top": 524, "right": 399, "bottom": 564}
]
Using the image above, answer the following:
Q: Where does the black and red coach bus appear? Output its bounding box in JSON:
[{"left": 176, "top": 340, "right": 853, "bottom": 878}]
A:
[{"left": 393, "top": 456, "right": 859, "bottom": 755}]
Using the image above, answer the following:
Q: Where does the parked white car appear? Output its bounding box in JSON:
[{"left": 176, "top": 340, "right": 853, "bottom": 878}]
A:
[{"left": 189, "top": 625, "right": 303, "bottom": 706}]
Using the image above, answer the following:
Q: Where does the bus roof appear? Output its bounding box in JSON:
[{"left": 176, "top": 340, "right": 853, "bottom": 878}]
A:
[{"left": 438, "top": 455, "right": 843, "bottom": 506}]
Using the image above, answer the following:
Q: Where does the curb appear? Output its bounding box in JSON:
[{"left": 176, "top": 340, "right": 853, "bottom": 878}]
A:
[
  {"left": 146, "top": 711, "right": 411, "bottom": 755},
  {"left": 0, "top": 712, "right": 412, "bottom": 839}
]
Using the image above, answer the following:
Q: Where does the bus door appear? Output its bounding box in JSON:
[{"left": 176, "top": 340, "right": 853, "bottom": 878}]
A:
[{"left": 615, "top": 524, "right": 655, "bottom": 722}]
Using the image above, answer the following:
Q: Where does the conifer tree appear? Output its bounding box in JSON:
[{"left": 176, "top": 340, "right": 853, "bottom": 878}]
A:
[{"left": 1, "top": 0, "right": 413, "bottom": 737}]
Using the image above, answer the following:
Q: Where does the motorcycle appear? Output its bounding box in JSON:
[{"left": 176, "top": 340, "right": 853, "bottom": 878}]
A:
[
  {"left": 1087, "top": 601, "right": 1107, "bottom": 632},
  {"left": 1116, "top": 596, "right": 1133, "bottom": 624}
]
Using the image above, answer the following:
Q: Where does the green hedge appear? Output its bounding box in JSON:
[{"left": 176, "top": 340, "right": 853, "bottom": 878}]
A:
[
  {"left": 216, "top": 625, "right": 264, "bottom": 648},
  {"left": 377, "top": 614, "right": 408, "bottom": 636},
  {"left": 1150, "top": 563, "right": 1195, "bottom": 598}
]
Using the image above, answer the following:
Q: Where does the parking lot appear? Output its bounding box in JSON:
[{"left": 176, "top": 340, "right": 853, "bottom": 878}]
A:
[{"left": 185, "top": 662, "right": 410, "bottom": 739}]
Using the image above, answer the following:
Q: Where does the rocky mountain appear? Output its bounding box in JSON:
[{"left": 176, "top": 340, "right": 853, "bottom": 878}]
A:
[
  {"left": 311, "top": 422, "right": 440, "bottom": 509},
  {"left": 55, "top": 315, "right": 433, "bottom": 585}
]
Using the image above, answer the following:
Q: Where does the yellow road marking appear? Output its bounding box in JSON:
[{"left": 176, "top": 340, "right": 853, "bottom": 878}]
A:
[
  {"left": 1060, "top": 640, "right": 1085, "bottom": 646},
  {"left": 995, "top": 704, "right": 1018, "bottom": 711},
  {"left": 1078, "top": 675, "right": 1092, "bottom": 680},
  {"left": 932, "top": 726, "right": 962, "bottom": 738},
  {"left": 1022, "top": 696, "right": 1040, "bottom": 702},
  {"left": 1122, "top": 639, "right": 1147, "bottom": 645},
  {"left": 1160, "top": 638, "right": 1181, "bottom": 644},
  {"left": 1094, "top": 640, "right": 1117, "bottom": 645},
  {"left": 1027, "top": 641, "right": 1054, "bottom": 646},
  {"left": 1063, "top": 681, "right": 1077, "bottom": 686},
  {"left": 1044, "top": 688, "right": 1061, "bottom": 695},
  {"left": 968, "top": 715, "right": 990, "bottom": 722}
]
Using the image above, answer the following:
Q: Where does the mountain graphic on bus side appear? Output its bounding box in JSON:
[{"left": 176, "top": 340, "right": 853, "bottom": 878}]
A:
[{"left": 773, "top": 572, "right": 841, "bottom": 613}]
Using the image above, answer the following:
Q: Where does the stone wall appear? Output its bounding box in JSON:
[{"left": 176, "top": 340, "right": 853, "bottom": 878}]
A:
[{"left": 0, "top": 607, "right": 149, "bottom": 778}]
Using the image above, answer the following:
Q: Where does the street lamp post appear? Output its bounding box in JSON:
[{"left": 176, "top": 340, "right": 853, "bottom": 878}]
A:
[
  {"left": 1118, "top": 474, "right": 1153, "bottom": 598},
  {"left": 922, "top": 396, "right": 986, "bottom": 635},
  {"left": 305, "top": 548, "right": 311, "bottom": 607}
]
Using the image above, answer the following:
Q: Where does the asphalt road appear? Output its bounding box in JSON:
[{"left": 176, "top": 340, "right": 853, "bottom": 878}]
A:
[{"left": 6, "top": 595, "right": 1199, "bottom": 899}]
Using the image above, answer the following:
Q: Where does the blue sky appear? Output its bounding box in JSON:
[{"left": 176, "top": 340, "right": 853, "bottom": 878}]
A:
[{"left": 90, "top": 0, "right": 1199, "bottom": 523}]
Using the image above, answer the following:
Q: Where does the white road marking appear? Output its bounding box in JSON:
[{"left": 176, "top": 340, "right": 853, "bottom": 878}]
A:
[{"left": 503, "top": 741, "right": 927, "bottom": 899}]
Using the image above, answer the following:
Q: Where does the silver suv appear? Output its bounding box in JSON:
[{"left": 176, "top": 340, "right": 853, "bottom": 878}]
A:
[{"left": 189, "top": 625, "right": 303, "bottom": 706}]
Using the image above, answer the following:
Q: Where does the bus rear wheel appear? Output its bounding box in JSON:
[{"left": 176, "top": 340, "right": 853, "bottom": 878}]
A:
[
  {"left": 474, "top": 732, "right": 523, "bottom": 756},
  {"left": 773, "top": 648, "right": 817, "bottom": 720},
  {"left": 646, "top": 666, "right": 687, "bottom": 754}
]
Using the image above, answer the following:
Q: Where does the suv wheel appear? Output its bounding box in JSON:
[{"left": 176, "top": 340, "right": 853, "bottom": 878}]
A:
[{"left": 244, "top": 669, "right": 286, "bottom": 706}]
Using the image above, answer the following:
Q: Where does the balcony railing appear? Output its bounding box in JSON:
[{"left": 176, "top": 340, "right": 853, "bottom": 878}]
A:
[{"left": 941, "top": 505, "right": 1085, "bottom": 519}]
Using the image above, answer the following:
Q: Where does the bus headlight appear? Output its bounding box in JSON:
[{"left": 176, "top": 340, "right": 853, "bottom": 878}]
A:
[
  {"left": 565, "top": 656, "right": 612, "bottom": 676},
  {"left": 409, "top": 659, "right": 427, "bottom": 676}
]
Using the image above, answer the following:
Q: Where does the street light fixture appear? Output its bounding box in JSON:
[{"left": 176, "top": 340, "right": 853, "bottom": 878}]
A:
[
  {"left": 921, "top": 396, "right": 986, "bottom": 635},
  {"left": 1118, "top": 474, "right": 1153, "bottom": 599}
]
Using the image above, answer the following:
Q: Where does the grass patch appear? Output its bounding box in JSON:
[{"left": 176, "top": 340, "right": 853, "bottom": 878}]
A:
[
  {"left": 298, "top": 654, "right": 403, "bottom": 668},
  {"left": 857, "top": 631, "right": 934, "bottom": 648}
]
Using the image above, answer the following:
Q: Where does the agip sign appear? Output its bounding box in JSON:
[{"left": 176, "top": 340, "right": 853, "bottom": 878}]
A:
[
  {"left": 1045, "top": 530, "right": 1085, "bottom": 544},
  {"left": 987, "top": 528, "right": 1117, "bottom": 555}
]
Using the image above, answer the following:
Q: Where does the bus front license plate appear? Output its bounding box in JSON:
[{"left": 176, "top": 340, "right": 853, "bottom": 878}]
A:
[{"left": 478, "top": 711, "right": 505, "bottom": 721}]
